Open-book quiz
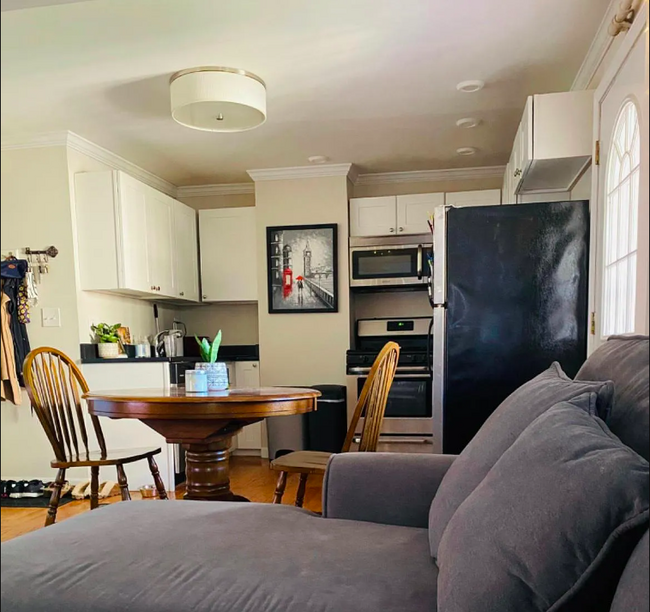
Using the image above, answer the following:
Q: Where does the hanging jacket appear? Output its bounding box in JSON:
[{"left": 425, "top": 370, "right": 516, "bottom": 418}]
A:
[
  {"left": 1, "top": 292, "right": 22, "bottom": 405},
  {"left": 1, "top": 260, "right": 31, "bottom": 386}
]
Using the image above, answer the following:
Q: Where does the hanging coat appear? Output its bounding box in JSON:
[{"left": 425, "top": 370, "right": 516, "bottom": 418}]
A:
[{"left": 1, "top": 292, "right": 22, "bottom": 405}]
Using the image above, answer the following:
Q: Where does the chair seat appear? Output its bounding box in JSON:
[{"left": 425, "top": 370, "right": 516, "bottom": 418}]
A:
[
  {"left": 271, "top": 450, "right": 333, "bottom": 474},
  {"left": 51, "top": 446, "right": 161, "bottom": 468}
]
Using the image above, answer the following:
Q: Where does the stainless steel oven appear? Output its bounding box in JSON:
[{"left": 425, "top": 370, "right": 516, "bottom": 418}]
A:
[
  {"left": 346, "top": 317, "right": 434, "bottom": 452},
  {"left": 349, "top": 235, "right": 433, "bottom": 289}
]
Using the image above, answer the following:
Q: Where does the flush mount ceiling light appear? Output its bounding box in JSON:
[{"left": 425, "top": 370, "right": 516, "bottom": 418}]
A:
[
  {"left": 170, "top": 66, "right": 266, "bottom": 132},
  {"left": 456, "top": 117, "right": 481, "bottom": 129},
  {"left": 456, "top": 80, "right": 485, "bottom": 93},
  {"left": 456, "top": 147, "right": 478, "bottom": 156},
  {"left": 308, "top": 155, "right": 330, "bottom": 164}
]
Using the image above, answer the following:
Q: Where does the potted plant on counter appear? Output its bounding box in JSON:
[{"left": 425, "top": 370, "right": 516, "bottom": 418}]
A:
[
  {"left": 91, "top": 323, "right": 123, "bottom": 359},
  {"left": 195, "top": 330, "right": 228, "bottom": 391}
]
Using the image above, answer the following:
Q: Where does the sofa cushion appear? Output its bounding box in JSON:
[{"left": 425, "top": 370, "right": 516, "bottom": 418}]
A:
[
  {"left": 611, "top": 530, "right": 650, "bottom": 612},
  {"left": 576, "top": 335, "right": 650, "bottom": 461},
  {"left": 428, "top": 362, "right": 614, "bottom": 558},
  {"left": 436, "top": 399, "right": 649, "bottom": 612},
  {"left": 1, "top": 501, "right": 438, "bottom": 612}
]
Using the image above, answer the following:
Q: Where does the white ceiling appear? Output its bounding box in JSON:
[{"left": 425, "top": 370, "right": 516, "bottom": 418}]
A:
[{"left": 1, "top": 0, "right": 610, "bottom": 185}]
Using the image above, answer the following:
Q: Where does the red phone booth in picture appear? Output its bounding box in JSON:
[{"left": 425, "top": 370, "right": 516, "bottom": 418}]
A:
[{"left": 283, "top": 268, "right": 293, "bottom": 298}]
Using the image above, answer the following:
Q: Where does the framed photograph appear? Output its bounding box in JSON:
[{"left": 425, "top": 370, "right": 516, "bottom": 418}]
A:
[{"left": 266, "top": 223, "right": 338, "bottom": 314}]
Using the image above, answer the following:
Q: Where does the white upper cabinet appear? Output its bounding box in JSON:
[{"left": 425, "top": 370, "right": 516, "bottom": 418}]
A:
[
  {"left": 445, "top": 190, "right": 501, "bottom": 208},
  {"left": 349, "top": 196, "right": 397, "bottom": 237},
  {"left": 510, "top": 91, "right": 594, "bottom": 194},
  {"left": 173, "top": 201, "right": 200, "bottom": 302},
  {"left": 74, "top": 170, "right": 200, "bottom": 302},
  {"left": 199, "top": 208, "right": 258, "bottom": 302},
  {"left": 145, "top": 189, "right": 175, "bottom": 297},
  {"left": 396, "top": 193, "right": 444, "bottom": 234}
]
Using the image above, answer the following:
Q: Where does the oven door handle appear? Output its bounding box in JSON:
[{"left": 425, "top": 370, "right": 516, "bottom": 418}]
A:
[
  {"left": 353, "top": 437, "right": 433, "bottom": 445},
  {"left": 417, "top": 244, "right": 423, "bottom": 280}
]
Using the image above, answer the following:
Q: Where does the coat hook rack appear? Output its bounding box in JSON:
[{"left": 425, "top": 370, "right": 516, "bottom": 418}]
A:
[{"left": 25, "top": 246, "right": 59, "bottom": 259}]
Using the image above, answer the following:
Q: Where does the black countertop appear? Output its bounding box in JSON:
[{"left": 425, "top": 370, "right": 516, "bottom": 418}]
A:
[{"left": 80, "top": 344, "right": 259, "bottom": 364}]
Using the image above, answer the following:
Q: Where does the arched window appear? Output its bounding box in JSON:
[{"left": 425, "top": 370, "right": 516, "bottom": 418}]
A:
[{"left": 602, "top": 100, "right": 641, "bottom": 337}]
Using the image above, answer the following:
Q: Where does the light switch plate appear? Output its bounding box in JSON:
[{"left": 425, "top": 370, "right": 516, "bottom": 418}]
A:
[{"left": 41, "top": 307, "right": 61, "bottom": 328}]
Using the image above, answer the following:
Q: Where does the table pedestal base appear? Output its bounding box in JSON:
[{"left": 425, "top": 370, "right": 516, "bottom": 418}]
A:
[{"left": 183, "top": 437, "right": 250, "bottom": 502}]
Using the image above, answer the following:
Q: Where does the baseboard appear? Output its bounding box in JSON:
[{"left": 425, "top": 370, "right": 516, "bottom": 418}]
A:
[{"left": 232, "top": 449, "right": 262, "bottom": 457}]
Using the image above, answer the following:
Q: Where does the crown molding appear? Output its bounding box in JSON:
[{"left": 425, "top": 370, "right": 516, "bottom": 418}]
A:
[
  {"left": 248, "top": 163, "right": 355, "bottom": 182},
  {"left": 571, "top": 0, "right": 618, "bottom": 91},
  {"left": 355, "top": 165, "right": 506, "bottom": 186},
  {"left": 66, "top": 132, "right": 176, "bottom": 196},
  {"left": 176, "top": 182, "right": 255, "bottom": 198},
  {"left": 1, "top": 130, "right": 177, "bottom": 197},
  {"left": 1, "top": 130, "right": 69, "bottom": 150}
]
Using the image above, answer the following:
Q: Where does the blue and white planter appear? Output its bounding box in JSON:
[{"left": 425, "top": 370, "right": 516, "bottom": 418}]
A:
[{"left": 196, "top": 362, "right": 229, "bottom": 391}]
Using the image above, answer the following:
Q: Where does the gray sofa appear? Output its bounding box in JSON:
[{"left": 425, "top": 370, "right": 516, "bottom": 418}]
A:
[{"left": 1, "top": 336, "right": 648, "bottom": 612}]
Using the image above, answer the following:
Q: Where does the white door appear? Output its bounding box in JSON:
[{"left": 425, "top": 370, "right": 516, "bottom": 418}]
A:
[
  {"left": 445, "top": 190, "right": 501, "bottom": 208},
  {"left": 145, "top": 191, "right": 175, "bottom": 297},
  {"left": 173, "top": 201, "right": 199, "bottom": 302},
  {"left": 199, "top": 208, "right": 257, "bottom": 302},
  {"left": 591, "top": 7, "right": 649, "bottom": 352},
  {"left": 234, "top": 362, "right": 263, "bottom": 450},
  {"left": 349, "top": 196, "right": 397, "bottom": 237},
  {"left": 396, "top": 193, "right": 443, "bottom": 234},
  {"left": 117, "top": 173, "right": 150, "bottom": 293}
]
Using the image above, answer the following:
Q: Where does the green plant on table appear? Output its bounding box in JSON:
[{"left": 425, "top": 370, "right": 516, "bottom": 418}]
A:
[
  {"left": 196, "top": 330, "right": 223, "bottom": 363},
  {"left": 91, "top": 323, "right": 122, "bottom": 344}
]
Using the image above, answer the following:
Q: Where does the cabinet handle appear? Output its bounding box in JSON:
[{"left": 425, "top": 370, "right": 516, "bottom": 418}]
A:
[
  {"left": 252, "top": 363, "right": 258, "bottom": 368},
  {"left": 398, "top": 227, "right": 404, "bottom": 232},
  {"left": 389, "top": 228, "right": 395, "bottom": 233},
  {"left": 203, "top": 295, "right": 208, "bottom": 300},
  {"left": 179, "top": 291, "right": 185, "bottom": 297},
  {"left": 150, "top": 285, "right": 155, "bottom": 291}
]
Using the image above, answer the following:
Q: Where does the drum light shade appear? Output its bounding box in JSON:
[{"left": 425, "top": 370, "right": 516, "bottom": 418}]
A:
[{"left": 170, "top": 67, "right": 267, "bottom": 132}]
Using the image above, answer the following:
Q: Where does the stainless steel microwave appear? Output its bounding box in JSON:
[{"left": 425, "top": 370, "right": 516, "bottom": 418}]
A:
[{"left": 349, "top": 235, "right": 433, "bottom": 288}]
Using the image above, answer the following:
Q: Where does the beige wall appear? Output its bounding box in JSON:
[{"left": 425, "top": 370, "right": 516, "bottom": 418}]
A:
[
  {"left": 179, "top": 192, "right": 255, "bottom": 210},
  {"left": 255, "top": 176, "right": 351, "bottom": 386},
  {"left": 176, "top": 303, "right": 259, "bottom": 345},
  {"left": 68, "top": 148, "right": 176, "bottom": 341},
  {"left": 1, "top": 146, "right": 88, "bottom": 481},
  {"left": 351, "top": 176, "right": 503, "bottom": 199}
]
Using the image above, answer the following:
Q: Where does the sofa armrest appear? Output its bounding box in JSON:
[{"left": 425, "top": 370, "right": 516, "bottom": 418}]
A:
[{"left": 322, "top": 452, "right": 457, "bottom": 528}]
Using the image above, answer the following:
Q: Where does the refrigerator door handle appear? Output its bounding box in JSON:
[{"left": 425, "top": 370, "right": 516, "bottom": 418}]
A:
[{"left": 432, "top": 306, "right": 446, "bottom": 454}]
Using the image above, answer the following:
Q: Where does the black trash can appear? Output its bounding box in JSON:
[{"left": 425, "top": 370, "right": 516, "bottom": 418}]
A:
[
  {"left": 267, "top": 385, "right": 348, "bottom": 459},
  {"left": 305, "top": 385, "right": 347, "bottom": 453}
]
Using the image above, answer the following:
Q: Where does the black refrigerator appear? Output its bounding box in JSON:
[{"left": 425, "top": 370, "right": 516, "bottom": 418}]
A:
[{"left": 431, "top": 201, "right": 590, "bottom": 455}]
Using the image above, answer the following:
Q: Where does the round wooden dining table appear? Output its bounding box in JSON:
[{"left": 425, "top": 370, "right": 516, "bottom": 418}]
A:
[{"left": 84, "top": 387, "right": 320, "bottom": 502}]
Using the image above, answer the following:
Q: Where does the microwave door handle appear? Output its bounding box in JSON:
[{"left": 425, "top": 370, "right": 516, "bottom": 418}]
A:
[{"left": 417, "top": 244, "right": 423, "bottom": 280}]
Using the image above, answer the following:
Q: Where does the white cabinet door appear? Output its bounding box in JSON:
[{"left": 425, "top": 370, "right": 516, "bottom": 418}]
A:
[
  {"left": 145, "top": 190, "right": 175, "bottom": 297},
  {"left": 349, "top": 196, "right": 397, "bottom": 237},
  {"left": 396, "top": 193, "right": 443, "bottom": 234},
  {"left": 173, "top": 201, "right": 199, "bottom": 302},
  {"left": 199, "top": 208, "right": 257, "bottom": 302},
  {"left": 234, "top": 362, "right": 262, "bottom": 450},
  {"left": 116, "top": 173, "right": 150, "bottom": 293},
  {"left": 445, "top": 190, "right": 501, "bottom": 208}
]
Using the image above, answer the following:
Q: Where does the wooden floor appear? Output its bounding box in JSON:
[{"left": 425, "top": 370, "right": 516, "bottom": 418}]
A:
[{"left": 1, "top": 457, "right": 323, "bottom": 543}]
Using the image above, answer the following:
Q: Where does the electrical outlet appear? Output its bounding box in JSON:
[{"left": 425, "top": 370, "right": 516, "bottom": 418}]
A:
[{"left": 41, "top": 308, "right": 61, "bottom": 328}]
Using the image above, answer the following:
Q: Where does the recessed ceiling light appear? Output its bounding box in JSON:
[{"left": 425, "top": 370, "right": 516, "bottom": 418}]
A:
[
  {"left": 456, "top": 147, "right": 478, "bottom": 156},
  {"left": 456, "top": 117, "right": 481, "bottom": 129},
  {"left": 308, "top": 155, "right": 330, "bottom": 164},
  {"left": 456, "top": 80, "right": 485, "bottom": 93}
]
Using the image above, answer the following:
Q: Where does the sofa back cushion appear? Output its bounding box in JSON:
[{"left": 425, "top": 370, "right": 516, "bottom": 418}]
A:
[
  {"left": 576, "top": 335, "right": 649, "bottom": 461},
  {"left": 428, "top": 362, "right": 614, "bottom": 559},
  {"left": 610, "top": 530, "right": 649, "bottom": 612},
  {"left": 436, "top": 399, "right": 649, "bottom": 612}
]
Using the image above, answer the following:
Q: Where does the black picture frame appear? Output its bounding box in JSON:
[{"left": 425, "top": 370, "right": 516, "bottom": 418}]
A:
[{"left": 266, "top": 223, "right": 339, "bottom": 314}]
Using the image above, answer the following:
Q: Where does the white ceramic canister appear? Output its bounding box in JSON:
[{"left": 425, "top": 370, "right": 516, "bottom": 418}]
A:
[{"left": 185, "top": 370, "right": 208, "bottom": 393}]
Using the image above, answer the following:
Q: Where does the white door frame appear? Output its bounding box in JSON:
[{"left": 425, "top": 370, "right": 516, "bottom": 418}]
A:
[{"left": 588, "top": 4, "right": 649, "bottom": 354}]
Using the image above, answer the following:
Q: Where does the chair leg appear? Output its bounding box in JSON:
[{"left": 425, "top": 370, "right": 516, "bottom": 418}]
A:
[
  {"left": 116, "top": 464, "right": 131, "bottom": 501},
  {"left": 147, "top": 455, "right": 168, "bottom": 500},
  {"left": 295, "top": 474, "right": 309, "bottom": 508},
  {"left": 273, "top": 471, "right": 288, "bottom": 504},
  {"left": 45, "top": 468, "right": 66, "bottom": 527},
  {"left": 90, "top": 466, "right": 100, "bottom": 510}
]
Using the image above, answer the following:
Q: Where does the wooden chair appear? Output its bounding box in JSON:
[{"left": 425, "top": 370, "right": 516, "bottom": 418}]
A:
[
  {"left": 271, "top": 341, "right": 400, "bottom": 507},
  {"left": 23, "top": 347, "right": 168, "bottom": 527}
]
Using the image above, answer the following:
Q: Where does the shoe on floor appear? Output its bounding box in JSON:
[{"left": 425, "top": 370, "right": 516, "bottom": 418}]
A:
[
  {"left": 8, "top": 480, "right": 28, "bottom": 499},
  {"left": 21, "top": 480, "right": 45, "bottom": 498},
  {"left": 1, "top": 480, "right": 8, "bottom": 498}
]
